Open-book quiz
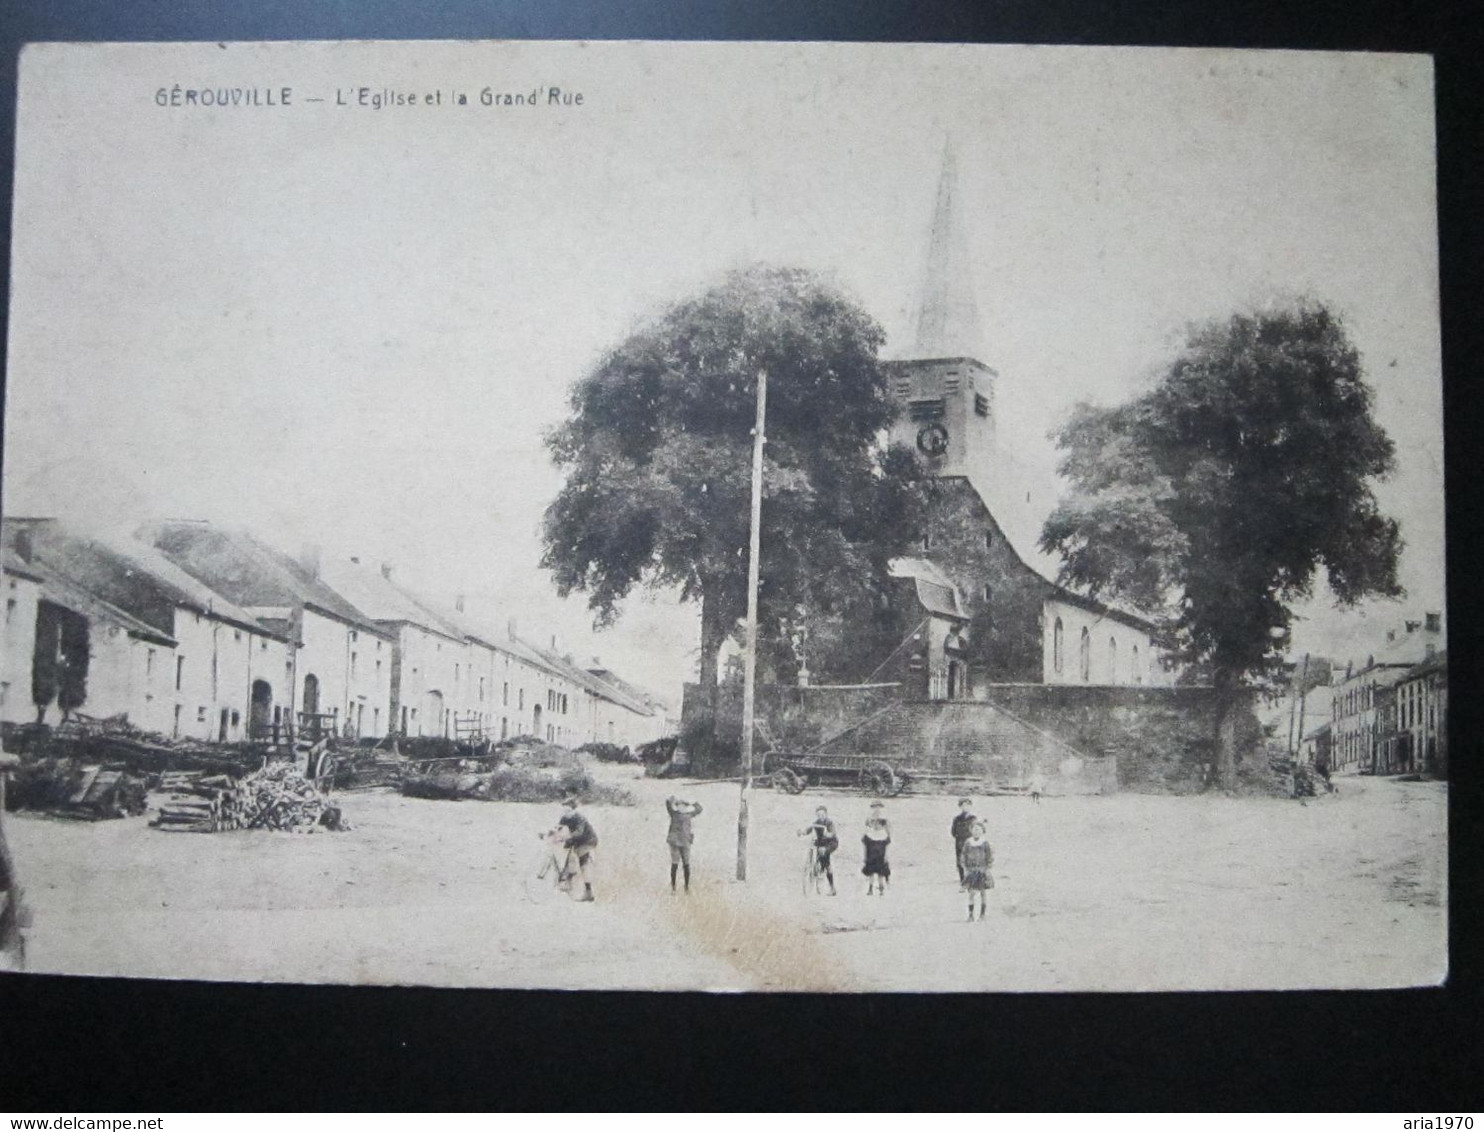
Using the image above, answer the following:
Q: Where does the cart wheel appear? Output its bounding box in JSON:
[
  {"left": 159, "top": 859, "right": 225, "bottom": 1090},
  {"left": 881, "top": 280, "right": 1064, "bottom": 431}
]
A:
[
  {"left": 890, "top": 773, "right": 909, "bottom": 797},
  {"left": 860, "top": 762, "right": 896, "bottom": 797},
  {"left": 774, "top": 766, "right": 805, "bottom": 794}
]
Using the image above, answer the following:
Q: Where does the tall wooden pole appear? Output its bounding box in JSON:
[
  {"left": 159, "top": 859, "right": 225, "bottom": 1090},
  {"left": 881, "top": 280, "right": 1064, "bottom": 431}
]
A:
[
  {"left": 1295, "top": 653, "right": 1310, "bottom": 760},
  {"left": 737, "top": 369, "right": 767, "bottom": 881}
]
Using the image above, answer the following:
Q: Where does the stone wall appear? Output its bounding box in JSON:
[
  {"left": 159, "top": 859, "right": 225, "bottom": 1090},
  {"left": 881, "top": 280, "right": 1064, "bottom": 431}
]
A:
[
  {"left": 976, "top": 683, "right": 1255, "bottom": 793},
  {"left": 684, "top": 678, "right": 1247, "bottom": 795}
]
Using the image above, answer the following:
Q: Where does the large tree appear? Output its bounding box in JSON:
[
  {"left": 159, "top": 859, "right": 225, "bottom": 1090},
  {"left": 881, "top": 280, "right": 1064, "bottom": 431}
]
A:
[
  {"left": 1040, "top": 300, "right": 1402, "bottom": 789},
  {"left": 542, "top": 265, "right": 919, "bottom": 749}
]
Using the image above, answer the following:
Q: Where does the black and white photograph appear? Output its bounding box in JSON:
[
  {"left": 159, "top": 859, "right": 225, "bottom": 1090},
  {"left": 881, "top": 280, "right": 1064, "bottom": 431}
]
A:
[{"left": 0, "top": 39, "right": 1446, "bottom": 994}]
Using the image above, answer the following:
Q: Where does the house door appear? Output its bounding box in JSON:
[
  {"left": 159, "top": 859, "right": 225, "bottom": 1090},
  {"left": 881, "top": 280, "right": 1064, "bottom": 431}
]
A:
[
  {"left": 218, "top": 707, "right": 230, "bottom": 742},
  {"left": 423, "top": 690, "right": 444, "bottom": 738},
  {"left": 250, "top": 680, "right": 273, "bottom": 739},
  {"left": 302, "top": 673, "right": 320, "bottom": 716},
  {"left": 533, "top": 703, "right": 543, "bottom": 737}
]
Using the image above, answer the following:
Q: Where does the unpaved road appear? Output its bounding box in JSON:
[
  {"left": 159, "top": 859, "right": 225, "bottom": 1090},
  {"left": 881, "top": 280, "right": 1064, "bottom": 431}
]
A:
[{"left": 4, "top": 768, "right": 1446, "bottom": 991}]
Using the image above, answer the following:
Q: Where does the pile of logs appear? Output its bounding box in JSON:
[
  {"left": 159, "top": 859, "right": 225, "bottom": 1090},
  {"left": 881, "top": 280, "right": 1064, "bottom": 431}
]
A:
[
  {"left": 151, "top": 763, "right": 349, "bottom": 834},
  {"left": 4, "top": 758, "right": 148, "bottom": 820}
]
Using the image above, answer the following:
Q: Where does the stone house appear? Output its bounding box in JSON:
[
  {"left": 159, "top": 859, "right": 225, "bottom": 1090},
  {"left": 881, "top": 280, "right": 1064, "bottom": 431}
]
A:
[
  {"left": 1, "top": 519, "right": 294, "bottom": 740},
  {"left": 1330, "top": 613, "right": 1443, "bottom": 774},
  {"left": 145, "top": 522, "right": 395, "bottom": 740}
]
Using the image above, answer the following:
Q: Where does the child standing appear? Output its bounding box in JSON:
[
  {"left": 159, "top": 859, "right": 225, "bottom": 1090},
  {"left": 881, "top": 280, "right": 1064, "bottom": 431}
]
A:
[
  {"left": 959, "top": 821, "right": 994, "bottom": 921},
  {"left": 861, "top": 801, "right": 892, "bottom": 895}
]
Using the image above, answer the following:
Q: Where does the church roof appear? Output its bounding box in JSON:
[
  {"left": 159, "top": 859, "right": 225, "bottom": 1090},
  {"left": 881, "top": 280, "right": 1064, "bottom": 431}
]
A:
[
  {"left": 911, "top": 139, "right": 985, "bottom": 361},
  {"left": 889, "top": 556, "right": 968, "bottom": 621}
]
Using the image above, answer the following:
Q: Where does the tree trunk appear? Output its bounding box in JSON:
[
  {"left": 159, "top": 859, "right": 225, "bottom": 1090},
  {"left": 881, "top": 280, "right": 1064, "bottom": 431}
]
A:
[
  {"left": 1212, "top": 667, "right": 1241, "bottom": 792},
  {"left": 695, "top": 588, "right": 727, "bottom": 757}
]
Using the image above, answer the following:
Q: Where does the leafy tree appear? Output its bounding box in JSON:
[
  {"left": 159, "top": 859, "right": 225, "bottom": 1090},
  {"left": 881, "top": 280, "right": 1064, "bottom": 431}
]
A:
[
  {"left": 31, "top": 602, "right": 91, "bottom": 723},
  {"left": 31, "top": 602, "right": 61, "bottom": 723},
  {"left": 1040, "top": 300, "right": 1402, "bottom": 789},
  {"left": 542, "top": 265, "right": 920, "bottom": 750}
]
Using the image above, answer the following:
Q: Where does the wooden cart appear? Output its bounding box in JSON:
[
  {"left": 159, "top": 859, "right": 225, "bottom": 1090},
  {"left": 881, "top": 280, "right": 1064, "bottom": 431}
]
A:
[{"left": 762, "top": 750, "right": 914, "bottom": 797}]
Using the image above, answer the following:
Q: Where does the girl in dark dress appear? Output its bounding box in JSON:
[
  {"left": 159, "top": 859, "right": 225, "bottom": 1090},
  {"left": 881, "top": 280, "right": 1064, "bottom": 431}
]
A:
[
  {"left": 959, "top": 821, "right": 994, "bottom": 921},
  {"left": 861, "top": 801, "right": 892, "bottom": 895}
]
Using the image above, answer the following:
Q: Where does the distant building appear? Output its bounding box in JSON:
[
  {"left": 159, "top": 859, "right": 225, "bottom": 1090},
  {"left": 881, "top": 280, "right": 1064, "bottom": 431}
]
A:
[
  {"left": 1376, "top": 649, "right": 1447, "bottom": 777},
  {"left": 1331, "top": 613, "right": 1444, "bottom": 775}
]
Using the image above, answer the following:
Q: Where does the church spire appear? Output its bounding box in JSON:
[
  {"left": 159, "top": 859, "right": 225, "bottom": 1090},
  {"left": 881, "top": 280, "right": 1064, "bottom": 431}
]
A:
[{"left": 912, "top": 139, "right": 985, "bottom": 360}]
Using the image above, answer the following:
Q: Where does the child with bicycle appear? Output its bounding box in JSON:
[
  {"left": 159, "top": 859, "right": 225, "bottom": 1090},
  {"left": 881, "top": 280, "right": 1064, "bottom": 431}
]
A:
[{"left": 798, "top": 806, "right": 839, "bottom": 896}]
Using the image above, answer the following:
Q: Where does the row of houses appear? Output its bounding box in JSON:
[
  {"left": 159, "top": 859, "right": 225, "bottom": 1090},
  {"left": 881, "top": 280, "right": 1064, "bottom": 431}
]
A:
[
  {"left": 1299, "top": 612, "right": 1448, "bottom": 778},
  {"left": 0, "top": 517, "right": 671, "bottom": 751}
]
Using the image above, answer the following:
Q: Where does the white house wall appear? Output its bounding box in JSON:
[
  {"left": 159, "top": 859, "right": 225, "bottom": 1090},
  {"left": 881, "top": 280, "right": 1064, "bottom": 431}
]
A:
[
  {"left": 168, "top": 608, "right": 292, "bottom": 743},
  {"left": 297, "top": 609, "right": 390, "bottom": 739},
  {"left": 1041, "top": 598, "right": 1170, "bottom": 687},
  {"left": 0, "top": 571, "right": 41, "bottom": 725}
]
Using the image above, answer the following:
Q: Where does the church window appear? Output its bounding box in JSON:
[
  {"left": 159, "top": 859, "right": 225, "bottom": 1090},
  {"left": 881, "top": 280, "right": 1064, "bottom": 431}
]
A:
[
  {"left": 983, "top": 531, "right": 993, "bottom": 550},
  {"left": 982, "top": 584, "right": 993, "bottom": 603},
  {"left": 1133, "top": 644, "right": 1143, "bottom": 685},
  {"left": 1079, "top": 628, "right": 1091, "bottom": 683},
  {"left": 1108, "top": 637, "right": 1118, "bottom": 683},
  {"left": 1053, "top": 619, "right": 1064, "bottom": 674},
  {"left": 974, "top": 393, "right": 990, "bottom": 418}
]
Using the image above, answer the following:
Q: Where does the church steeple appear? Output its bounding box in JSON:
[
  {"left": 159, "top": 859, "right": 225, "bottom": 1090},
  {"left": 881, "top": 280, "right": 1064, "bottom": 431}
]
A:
[{"left": 912, "top": 139, "right": 985, "bottom": 361}]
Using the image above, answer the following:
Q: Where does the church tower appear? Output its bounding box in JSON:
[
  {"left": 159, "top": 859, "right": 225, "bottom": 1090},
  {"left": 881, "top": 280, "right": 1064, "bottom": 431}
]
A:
[{"left": 887, "top": 141, "right": 999, "bottom": 497}]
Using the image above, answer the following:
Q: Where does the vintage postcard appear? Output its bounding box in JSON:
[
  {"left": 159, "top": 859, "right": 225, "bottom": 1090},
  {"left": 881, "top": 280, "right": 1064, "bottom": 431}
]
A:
[{"left": 0, "top": 40, "right": 1444, "bottom": 991}]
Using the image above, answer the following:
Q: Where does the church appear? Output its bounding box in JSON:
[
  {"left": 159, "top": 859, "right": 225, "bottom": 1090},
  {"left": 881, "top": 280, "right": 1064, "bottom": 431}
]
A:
[{"left": 845, "top": 145, "right": 1175, "bottom": 701}]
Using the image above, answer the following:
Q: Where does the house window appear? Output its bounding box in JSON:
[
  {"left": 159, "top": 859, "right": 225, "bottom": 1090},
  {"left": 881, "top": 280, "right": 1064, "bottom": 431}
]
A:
[
  {"left": 4, "top": 598, "right": 14, "bottom": 625},
  {"left": 479, "top": 677, "right": 485, "bottom": 702},
  {"left": 230, "top": 710, "right": 240, "bottom": 728},
  {"left": 982, "top": 584, "right": 993, "bottom": 603},
  {"left": 376, "top": 659, "right": 382, "bottom": 679},
  {"left": 921, "top": 533, "right": 932, "bottom": 552},
  {"left": 983, "top": 531, "right": 993, "bottom": 550},
  {"left": 234, "top": 630, "right": 242, "bottom": 642},
  {"left": 350, "top": 652, "right": 358, "bottom": 678},
  {"left": 351, "top": 631, "right": 358, "bottom": 642},
  {"left": 176, "top": 656, "right": 185, "bottom": 691},
  {"left": 1079, "top": 628, "right": 1091, "bottom": 683},
  {"left": 501, "top": 717, "right": 508, "bottom": 739},
  {"left": 260, "top": 639, "right": 268, "bottom": 651},
  {"left": 503, "top": 682, "right": 509, "bottom": 706},
  {"left": 1053, "top": 619, "right": 1064, "bottom": 675},
  {"left": 146, "top": 649, "right": 155, "bottom": 676},
  {"left": 1133, "top": 644, "right": 1143, "bottom": 685},
  {"left": 197, "top": 706, "right": 207, "bottom": 722},
  {"left": 519, "top": 688, "right": 525, "bottom": 710}
]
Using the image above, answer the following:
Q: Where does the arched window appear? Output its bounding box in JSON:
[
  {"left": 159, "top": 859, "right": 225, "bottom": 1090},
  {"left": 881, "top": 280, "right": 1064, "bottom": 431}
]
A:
[
  {"left": 1132, "top": 644, "right": 1142, "bottom": 685},
  {"left": 1079, "top": 628, "right": 1092, "bottom": 683},
  {"left": 1053, "top": 618, "right": 1064, "bottom": 674},
  {"left": 1108, "top": 637, "right": 1118, "bottom": 683}
]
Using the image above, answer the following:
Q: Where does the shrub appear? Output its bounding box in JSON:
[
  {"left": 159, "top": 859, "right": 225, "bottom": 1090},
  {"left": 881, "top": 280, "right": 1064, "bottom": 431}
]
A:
[{"left": 576, "top": 742, "right": 634, "bottom": 764}]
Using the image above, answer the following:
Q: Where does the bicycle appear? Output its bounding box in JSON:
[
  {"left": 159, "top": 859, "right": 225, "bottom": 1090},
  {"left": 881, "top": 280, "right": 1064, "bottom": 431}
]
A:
[
  {"left": 803, "top": 840, "right": 830, "bottom": 895},
  {"left": 523, "top": 836, "right": 581, "bottom": 904}
]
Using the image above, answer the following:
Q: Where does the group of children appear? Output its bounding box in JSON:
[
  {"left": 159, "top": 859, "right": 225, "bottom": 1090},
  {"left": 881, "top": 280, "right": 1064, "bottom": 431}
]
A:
[
  {"left": 542, "top": 793, "right": 996, "bottom": 921},
  {"left": 795, "top": 795, "right": 995, "bottom": 919}
]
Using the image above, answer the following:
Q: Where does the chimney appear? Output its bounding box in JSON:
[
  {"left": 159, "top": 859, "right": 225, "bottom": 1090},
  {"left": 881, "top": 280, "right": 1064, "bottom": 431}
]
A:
[
  {"left": 455, "top": 594, "right": 466, "bottom": 613},
  {"left": 380, "top": 561, "right": 393, "bottom": 581},
  {"left": 299, "top": 542, "right": 322, "bottom": 579},
  {"left": 1425, "top": 611, "right": 1441, "bottom": 633}
]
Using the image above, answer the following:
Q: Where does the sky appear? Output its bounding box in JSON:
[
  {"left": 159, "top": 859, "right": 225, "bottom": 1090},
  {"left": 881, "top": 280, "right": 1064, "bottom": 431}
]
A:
[{"left": 2, "top": 42, "right": 1444, "bottom": 702}]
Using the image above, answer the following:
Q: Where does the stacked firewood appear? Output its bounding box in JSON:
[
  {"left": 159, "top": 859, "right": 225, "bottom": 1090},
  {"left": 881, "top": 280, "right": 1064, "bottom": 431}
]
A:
[{"left": 151, "top": 764, "right": 348, "bottom": 834}]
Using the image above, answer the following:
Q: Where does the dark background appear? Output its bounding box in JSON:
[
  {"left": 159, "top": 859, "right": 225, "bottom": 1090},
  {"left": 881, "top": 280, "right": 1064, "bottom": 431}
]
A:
[{"left": 0, "top": 0, "right": 1479, "bottom": 1112}]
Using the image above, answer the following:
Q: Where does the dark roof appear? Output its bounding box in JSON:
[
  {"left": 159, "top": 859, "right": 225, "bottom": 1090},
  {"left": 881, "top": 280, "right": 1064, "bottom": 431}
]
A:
[
  {"left": 3, "top": 518, "right": 285, "bottom": 641},
  {"left": 2, "top": 547, "right": 43, "bottom": 583},
  {"left": 27, "top": 560, "right": 177, "bottom": 646},
  {"left": 1401, "top": 649, "right": 1447, "bottom": 681},
  {"left": 147, "top": 522, "right": 388, "bottom": 639}
]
